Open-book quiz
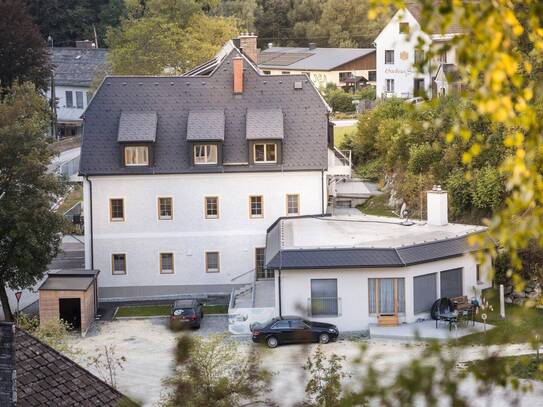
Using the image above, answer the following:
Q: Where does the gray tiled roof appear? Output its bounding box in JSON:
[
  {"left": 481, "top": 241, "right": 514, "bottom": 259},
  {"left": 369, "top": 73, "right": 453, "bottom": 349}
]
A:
[
  {"left": 187, "top": 110, "right": 225, "bottom": 141},
  {"left": 117, "top": 111, "right": 158, "bottom": 142},
  {"left": 246, "top": 108, "right": 284, "bottom": 140},
  {"left": 50, "top": 47, "right": 110, "bottom": 87},
  {"left": 259, "top": 47, "right": 375, "bottom": 71},
  {"left": 265, "top": 219, "right": 481, "bottom": 269},
  {"left": 10, "top": 326, "right": 134, "bottom": 406},
  {"left": 80, "top": 47, "right": 329, "bottom": 175}
]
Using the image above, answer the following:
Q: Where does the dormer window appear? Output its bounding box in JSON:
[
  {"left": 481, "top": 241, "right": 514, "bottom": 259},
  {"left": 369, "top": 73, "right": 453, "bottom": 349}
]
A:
[
  {"left": 254, "top": 143, "right": 277, "bottom": 163},
  {"left": 194, "top": 144, "right": 218, "bottom": 165},
  {"left": 117, "top": 111, "right": 157, "bottom": 168},
  {"left": 124, "top": 145, "right": 149, "bottom": 166},
  {"left": 246, "top": 108, "right": 284, "bottom": 165},
  {"left": 399, "top": 22, "right": 410, "bottom": 34}
]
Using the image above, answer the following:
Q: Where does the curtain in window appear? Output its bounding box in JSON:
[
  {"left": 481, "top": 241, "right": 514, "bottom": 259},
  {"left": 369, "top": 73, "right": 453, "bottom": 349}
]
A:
[
  {"left": 311, "top": 279, "right": 338, "bottom": 316},
  {"left": 379, "top": 278, "right": 395, "bottom": 314},
  {"left": 368, "top": 279, "right": 376, "bottom": 313},
  {"left": 397, "top": 278, "right": 405, "bottom": 313}
]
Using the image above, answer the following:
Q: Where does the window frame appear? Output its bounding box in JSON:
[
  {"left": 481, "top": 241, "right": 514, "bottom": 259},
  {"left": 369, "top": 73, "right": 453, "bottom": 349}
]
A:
[
  {"left": 75, "top": 91, "right": 84, "bottom": 109},
  {"left": 193, "top": 144, "right": 218, "bottom": 165},
  {"left": 124, "top": 145, "right": 149, "bottom": 166},
  {"left": 249, "top": 195, "right": 264, "bottom": 218},
  {"left": 386, "top": 79, "right": 395, "bottom": 93},
  {"left": 310, "top": 279, "right": 338, "bottom": 317},
  {"left": 160, "top": 252, "right": 174, "bottom": 274},
  {"left": 204, "top": 196, "right": 219, "bottom": 219},
  {"left": 157, "top": 197, "right": 173, "bottom": 220},
  {"left": 339, "top": 71, "right": 353, "bottom": 82},
  {"left": 111, "top": 253, "right": 127, "bottom": 275},
  {"left": 368, "top": 278, "right": 405, "bottom": 315},
  {"left": 65, "top": 91, "right": 74, "bottom": 108},
  {"left": 368, "top": 71, "right": 377, "bottom": 81},
  {"left": 399, "top": 22, "right": 410, "bottom": 34},
  {"left": 385, "top": 50, "right": 394, "bottom": 64},
  {"left": 205, "top": 251, "right": 220, "bottom": 273},
  {"left": 109, "top": 198, "right": 125, "bottom": 222},
  {"left": 286, "top": 194, "right": 300, "bottom": 216},
  {"left": 253, "top": 143, "right": 277, "bottom": 164}
]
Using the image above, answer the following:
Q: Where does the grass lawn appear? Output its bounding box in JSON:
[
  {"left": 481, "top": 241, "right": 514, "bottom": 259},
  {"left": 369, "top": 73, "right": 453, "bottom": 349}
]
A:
[
  {"left": 457, "top": 288, "right": 543, "bottom": 346},
  {"left": 357, "top": 194, "right": 395, "bottom": 217},
  {"left": 334, "top": 125, "right": 356, "bottom": 147},
  {"left": 57, "top": 184, "right": 82, "bottom": 215},
  {"left": 115, "top": 304, "right": 229, "bottom": 318}
]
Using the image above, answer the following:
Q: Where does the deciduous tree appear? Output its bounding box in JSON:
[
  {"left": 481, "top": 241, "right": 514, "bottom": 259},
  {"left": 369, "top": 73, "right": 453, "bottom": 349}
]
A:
[{"left": 0, "top": 83, "right": 65, "bottom": 321}]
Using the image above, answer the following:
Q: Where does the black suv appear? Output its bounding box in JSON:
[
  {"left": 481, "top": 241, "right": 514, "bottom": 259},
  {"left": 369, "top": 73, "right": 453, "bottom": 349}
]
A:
[
  {"left": 251, "top": 316, "right": 339, "bottom": 348},
  {"left": 170, "top": 299, "right": 204, "bottom": 329}
]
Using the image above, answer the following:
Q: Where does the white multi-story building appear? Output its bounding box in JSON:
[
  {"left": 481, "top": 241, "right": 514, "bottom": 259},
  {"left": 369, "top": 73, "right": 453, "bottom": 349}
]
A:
[
  {"left": 48, "top": 42, "right": 109, "bottom": 139},
  {"left": 80, "top": 42, "right": 349, "bottom": 301},
  {"left": 374, "top": 4, "right": 462, "bottom": 99}
]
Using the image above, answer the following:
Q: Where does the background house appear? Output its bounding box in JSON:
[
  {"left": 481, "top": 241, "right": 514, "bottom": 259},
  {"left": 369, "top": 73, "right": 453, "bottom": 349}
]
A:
[
  {"left": 259, "top": 43, "right": 376, "bottom": 91},
  {"left": 47, "top": 41, "right": 109, "bottom": 139},
  {"left": 374, "top": 4, "right": 461, "bottom": 99}
]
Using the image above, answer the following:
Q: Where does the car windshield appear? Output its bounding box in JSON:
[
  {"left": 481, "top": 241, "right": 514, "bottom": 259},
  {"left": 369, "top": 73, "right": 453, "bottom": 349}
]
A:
[{"left": 173, "top": 308, "right": 195, "bottom": 316}]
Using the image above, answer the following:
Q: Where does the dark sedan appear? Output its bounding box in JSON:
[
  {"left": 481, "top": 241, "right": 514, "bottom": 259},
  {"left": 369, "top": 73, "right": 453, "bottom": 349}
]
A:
[{"left": 251, "top": 316, "right": 339, "bottom": 348}]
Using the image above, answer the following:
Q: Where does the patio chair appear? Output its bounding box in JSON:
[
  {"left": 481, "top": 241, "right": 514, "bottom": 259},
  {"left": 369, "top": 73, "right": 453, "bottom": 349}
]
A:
[{"left": 431, "top": 298, "right": 458, "bottom": 330}]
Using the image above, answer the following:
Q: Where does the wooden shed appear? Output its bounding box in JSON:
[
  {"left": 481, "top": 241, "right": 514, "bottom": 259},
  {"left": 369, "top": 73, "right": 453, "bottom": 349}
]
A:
[{"left": 38, "top": 269, "right": 99, "bottom": 335}]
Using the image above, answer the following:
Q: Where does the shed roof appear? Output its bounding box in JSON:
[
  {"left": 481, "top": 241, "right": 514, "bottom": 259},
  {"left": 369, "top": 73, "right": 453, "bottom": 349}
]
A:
[
  {"left": 259, "top": 47, "right": 375, "bottom": 71},
  {"left": 187, "top": 110, "right": 225, "bottom": 141},
  {"left": 39, "top": 275, "right": 94, "bottom": 291},
  {"left": 117, "top": 111, "right": 158, "bottom": 143},
  {"left": 246, "top": 108, "right": 284, "bottom": 140}
]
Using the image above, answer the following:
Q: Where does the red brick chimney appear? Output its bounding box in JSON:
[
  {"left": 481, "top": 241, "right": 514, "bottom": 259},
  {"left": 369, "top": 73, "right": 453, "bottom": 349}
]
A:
[
  {"left": 233, "top": 57, "right": 243, "bottom": 94},
  {"left": 238, "top": 33, "right": 258, "bottom": 64}
]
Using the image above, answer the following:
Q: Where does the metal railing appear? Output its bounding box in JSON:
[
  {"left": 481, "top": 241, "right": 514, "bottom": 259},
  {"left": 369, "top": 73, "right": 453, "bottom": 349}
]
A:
[{"left": 333, "top": 147, "right": 352, "bottom": 168}]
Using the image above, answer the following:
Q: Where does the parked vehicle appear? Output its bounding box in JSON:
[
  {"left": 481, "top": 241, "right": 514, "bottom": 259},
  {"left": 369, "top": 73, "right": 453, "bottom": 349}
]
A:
[
  {"left": 170, "top": 299, "right": 203, "bottom": 329},
  {"left": 405, "top": 96, "right": 425, "bottom": 105},
  {"left": 251, "top": 316, "right": 339, "bottom": 348}
]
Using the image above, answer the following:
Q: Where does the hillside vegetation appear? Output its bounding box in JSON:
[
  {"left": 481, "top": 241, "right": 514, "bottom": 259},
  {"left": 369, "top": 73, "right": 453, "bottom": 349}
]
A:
[{"left": 342, "top": 96, "right": 508, "bottom": 223}]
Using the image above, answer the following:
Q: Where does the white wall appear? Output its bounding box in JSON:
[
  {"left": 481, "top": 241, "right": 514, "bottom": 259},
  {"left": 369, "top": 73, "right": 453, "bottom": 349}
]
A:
[
  {"left": 85, "top": 171, "right": 324, "bottom": 293},
  {"left": 47, "top": 85, "right": 91, "bottom": 123},
  {"left": 263, "top": 69, "right": 376, "bottom": 89},
  {"left": 279, "top": 253, "right": 492, "bottom": 332}
]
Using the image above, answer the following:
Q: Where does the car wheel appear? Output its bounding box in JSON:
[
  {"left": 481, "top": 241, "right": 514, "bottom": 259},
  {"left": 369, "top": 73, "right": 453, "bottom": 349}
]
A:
[
  {"left": 267, "top": 336, "right": 278, "bottom": 348},
  {"left": 319, "top": 333, "right": 330, "bottom": 344}
]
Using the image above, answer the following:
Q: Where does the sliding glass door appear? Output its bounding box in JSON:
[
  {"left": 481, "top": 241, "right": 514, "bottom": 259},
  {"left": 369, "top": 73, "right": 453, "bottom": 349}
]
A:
[{"left": 369, "top": 278, "right": 405, "bottom": 315}]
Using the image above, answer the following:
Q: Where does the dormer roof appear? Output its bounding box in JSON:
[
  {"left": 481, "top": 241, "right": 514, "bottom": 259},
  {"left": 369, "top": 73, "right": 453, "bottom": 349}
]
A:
[
  {"left": 117, "top": 111, "right": 157, "bottom": 143},
  {"left": 246, "top": 109, "right": 284, "bottom": 140}
]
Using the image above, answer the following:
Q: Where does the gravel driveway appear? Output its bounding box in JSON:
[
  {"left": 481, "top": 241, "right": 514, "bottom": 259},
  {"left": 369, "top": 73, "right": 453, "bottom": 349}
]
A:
[{"left": 69, "top": 318, "right": 543, "bottom": 407}]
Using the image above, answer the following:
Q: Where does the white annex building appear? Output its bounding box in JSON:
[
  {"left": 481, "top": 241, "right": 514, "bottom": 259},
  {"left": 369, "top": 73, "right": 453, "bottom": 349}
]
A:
[{"left": 374, "top": 3, "right": 462, "bottom": 99}]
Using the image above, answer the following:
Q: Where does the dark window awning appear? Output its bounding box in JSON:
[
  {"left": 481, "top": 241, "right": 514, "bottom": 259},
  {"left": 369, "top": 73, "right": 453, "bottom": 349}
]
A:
[
  {"left": 246, "top": 108, "right": 284, "bottom": 140},
  {"left": 117, "top": 112, "right": 157, "bottom": 142},
  {"left": 186, "top": 110, "right": 225, "bottom": 141}
]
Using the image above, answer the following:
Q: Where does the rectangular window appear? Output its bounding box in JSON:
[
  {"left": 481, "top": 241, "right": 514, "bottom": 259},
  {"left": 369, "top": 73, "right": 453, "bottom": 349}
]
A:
[
  {"left": 158, "top": 197, "right": 173, "bottom": 220},
  {"left": 205, "top": 196, "right": 219, "bottom": 219},
  {"left": 194, "top": 144, "right": 218, "bottom": 165},
  {"left": 281, "top": 71, "right": 290, "bottom": 75},
  {"left": 249, "top": 195, "right": 264, "bottom": 218},
  {"left": 476, "top": 264, "right": 481, "bottom": 283},
  {"left": 399, "top": 22, "right": 410, "bottom": 34},
  {"left": 414, "top": 49, "right": 425, "bottom": 64},
  {"left": 386, "top": 79, "right": 395, "bottom": 93},
  {"left": 124, "top": 146, "right": 149, "bottom": 166},
  {"left": 439, "top": 49, "right": 448, "bottom": 63},
  {"left": 205, "top": 251, "right": 220, "bottom": 273},
  {"left": 368, "top": 71, "right": 376, "bottom": 81},
  {"left": 339, "top": 72, "right": 353, "bottom": 82},
  {"left": 369, "top": 278, "right": 405, "bottom": 315},
  {"left": 65, "top": 91, "right": 73, "bottom": 108},
  {"left": 112, "top": 254, "right": 126, "bottom": 275},
  {"left": 160, "top": 253, "right": 174, "bottom": 274},
  {"left": 253, "top": 143, "right": 277, "bottom": 164},
  {"left": 311, "top": 279, "right": 338, "bottom": 316},
  {"left": 76, "top": 91, "right": 84, "bottom": 108},
  {"left": 255, "top": 247, "right": 273, "bottom": 279},
  {"left": 109, "top": 198, "right": 124, "bottom": 221},
  {"left": 286, "top": 194, "right": 300, "bottom": 216},
  {"left": 385, "top": 50, "right": 394, "bottom": 64}
]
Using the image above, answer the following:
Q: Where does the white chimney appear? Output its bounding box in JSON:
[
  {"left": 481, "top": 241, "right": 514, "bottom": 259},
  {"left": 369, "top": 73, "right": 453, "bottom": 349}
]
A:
[{"left": 427, "top": 185, "right": 448, "bottom": 226}]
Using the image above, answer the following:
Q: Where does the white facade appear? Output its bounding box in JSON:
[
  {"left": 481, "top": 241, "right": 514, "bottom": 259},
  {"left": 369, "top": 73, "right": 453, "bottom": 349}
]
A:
[
  {"left": 262, "top": 68, "right": 376, "bottom": 89},
  {"left": 278, "top": 254, "right": 491, "bottom": 332},
  {"left": 47, "top": 85, "right": 92, "bottom": 137},
  {"left": 374, "top": 9, "right": 458, "bottom": 99},
  {"left": 84, "top": 171, "right": 325, "bottom": 299}
]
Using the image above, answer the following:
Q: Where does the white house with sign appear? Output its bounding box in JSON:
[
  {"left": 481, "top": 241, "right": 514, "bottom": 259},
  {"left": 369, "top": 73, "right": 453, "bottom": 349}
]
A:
[{"left": 374, "top": 4, "right": 462, "bottom": 99}]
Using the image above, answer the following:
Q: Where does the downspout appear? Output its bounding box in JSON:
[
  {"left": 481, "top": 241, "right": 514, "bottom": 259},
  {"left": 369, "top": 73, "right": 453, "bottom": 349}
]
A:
[
  {"left": 277, "top": 269, "right": 282, "bottom": 317},
  {"left": 321, "top": 169, "right": 325, "bottom": 215},
  {"left": 85, "top": 176, "right": 94, "bottom": 270}
]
